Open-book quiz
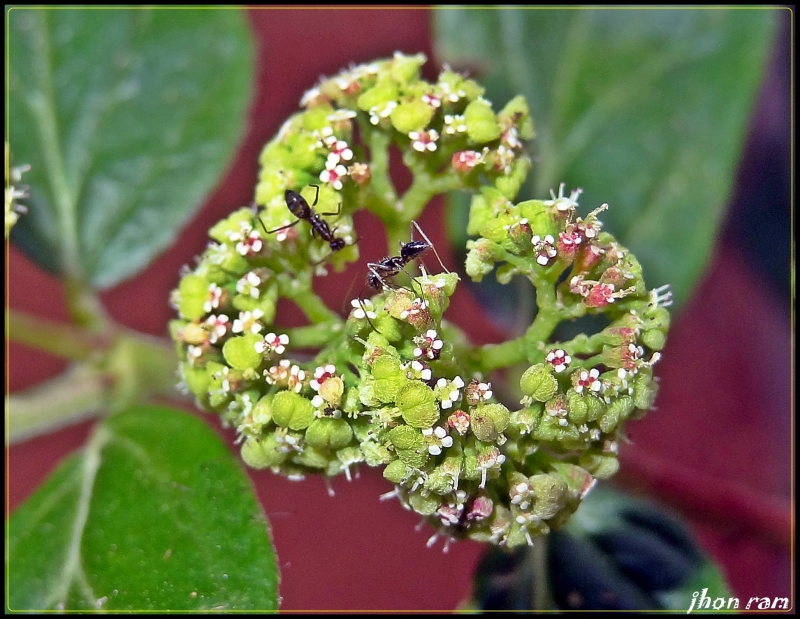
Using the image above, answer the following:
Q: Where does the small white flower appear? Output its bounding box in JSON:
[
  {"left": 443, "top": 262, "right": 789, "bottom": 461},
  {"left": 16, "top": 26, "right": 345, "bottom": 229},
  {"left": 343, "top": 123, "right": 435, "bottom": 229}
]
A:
[
  {"left": 544, "top": 183, "right": 583, "bottom": 212},
  {"left": 320, "top": 160, "right": 348, "bottom": 191},
  {"left": 236, "top": 272, "right": 262, "bottom": 299},
  {"left": 310, "top": 364, "right": 337, "bottom": 391},
  {"left": 351, "top": 298, "right": 377, "bottom": 320},
  {"left": 409, "top": 129, "right": 439, "bottom": 152},
  {"left": 232, "top": 309, "right": 265, "bottom": 335},
  {"left": 255, "top": 332, "right": 289, "bottom": 355},
  {"left": 546, "top": 349, "right": 571, "bottom": 373}
]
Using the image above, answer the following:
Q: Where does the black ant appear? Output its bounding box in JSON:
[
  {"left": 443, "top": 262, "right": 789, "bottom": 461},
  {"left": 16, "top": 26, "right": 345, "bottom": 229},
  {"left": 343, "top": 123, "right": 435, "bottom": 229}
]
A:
[
  {"left": 366, "top": 221, "right": 448, "bottom": 292},
  {"left": 259, "top": 185, "right": 348, "bottom": 253},
  {"left": 350, "top": 221, "right": 447, "bottom": 335}
]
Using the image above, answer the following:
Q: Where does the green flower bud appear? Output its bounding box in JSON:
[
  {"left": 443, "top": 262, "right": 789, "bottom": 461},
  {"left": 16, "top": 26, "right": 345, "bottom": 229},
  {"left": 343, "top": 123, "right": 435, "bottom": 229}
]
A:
[
  {"left": 548, "top": 462, "right": 596, "bottom": 498},
  {"left": 495, "top": 158, "right": 531, "bottom": 201},
  {"left": 357, "top": 78, "right": 398, "bottom": 112},
  {"left": 466, "top": 193, "right": 493, "bottom": 237},
  {"left": 599, "top": 395, "right": 634, "bottom": 433},
  {"left": 498, "top": 94, "right": 535, "bottom": 139},
  {"left": 306, "top": 418, "right": 353, "bottom": 450},
  {"left": 579, "top": 450, "right": 620, "bottom": 479},
  {"left": 408, "top": 491, "right": 441, "bottom": 516},
  {"left": 252, "top": 394, "right": 273, "bottom": 426},
  {"left": 641, "top": 328, "right": 667, "bottom": 351},
  {"left": 362, "top": 441, "right": 394, "bottom": 467},
  {"left": 567, "top": 391, "right": 589, "bottom": 425},
  {"left": 520, "top": 364, "right": 558, "bottom": 402},
  {"left": 241, "top": 434, "right": 286, "bottom": 469},
  {"left": 464, "top": 99, "right": 501, "bottom": 144},
  {"left": 180, "top": 363, "right": 210, "bottom": 400},
  {"left": 372, "top": 313, "right": 403, "bottom": 342},
  {"left": 396, "top": 446, "right": 429, "bottom": 468},
  {"left": 396, "top": 380, "right": 440, "bottom": 428},
  {"left": 383, "top": 459, "right": 412, "bottom": 484},
  {"left": 465, "top": 239, "right": 499, "bottom": 282},
  {"left": 390, "top": 100, "right": 434, "bottom": 135},
  {"left": 370, "top": 354, "right": 407, "bottom": 403},
  {"left": 643, "top": 305, "right": 671, "bottom": 332},
  {"left": 390, "top": 51, "right": 426, "bottom": 84},
  {"left": 319, "top": 376, "right": 345, "bottom": 407},
  {"left": 508, "top": 404, "right": 541, "bottom": 436},
  {"left": 295, "top": 444, "right": 331, "bottom": 470},
  {"left": 222, "top": 333, "right": 263, "bottom": 371},
  {"left": 333, "top": 446, "right": 363, "bottom": 476},
  {"left": 632, "top": 372, "right": 658, "bottom": 411},
  {"left": 518, "top": 199, "right": 558, "bottom": 239},
  {"left": 471, "top": 403, "right": 510, "bottom": 442},
  {"left": 177, "top": 274, "right": 211, "bottom": 320},
  {"left": 530, "top": 474, "right": 569, "bottom": 520},
  {"left": 423, "top": 466, "right": 456, "bottom": 495},
  {"left": 272, "top": 390, "right": 315, "bottom": 430},
  {"left": 388, "top": 425, "right": 425, "bottom": 451}
]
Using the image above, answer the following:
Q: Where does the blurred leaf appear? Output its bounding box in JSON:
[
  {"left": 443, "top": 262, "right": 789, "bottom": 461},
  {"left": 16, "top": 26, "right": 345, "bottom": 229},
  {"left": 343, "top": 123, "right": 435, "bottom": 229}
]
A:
[
  {"left": 467, "top": 484, "right": 730, "bottom": 611},
  {"left": 8, "top": 8, "right": 253, "bottom": 288},
  {"left": 434, "top": 8, "right": 776, "bottom": 307},
  {"left": 8, "top": 406, "right": 278, "bottom": 611}
]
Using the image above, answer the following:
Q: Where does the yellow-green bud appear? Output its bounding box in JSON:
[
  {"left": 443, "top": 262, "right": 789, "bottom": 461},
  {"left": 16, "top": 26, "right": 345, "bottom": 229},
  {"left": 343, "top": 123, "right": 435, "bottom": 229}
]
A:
[
  {"left": 396, "top": 381, "right": 440, "bottom": 428},
  {"left": 388, "top": 425, "right": 425, "bottom": 451},
  {"left": 272, "top": 391, "right": 315, "bottom": 430},
  {"left": 383, "top": 459, "right": 411, "bottom": 484},
  {"left": 390, "top": 52, "right": 426, "bottom": 83},
  {"left": 520, "top": 364, "right": 558, "bottom": 402},
  {"left": 642, "top": 328, "right": 667, "bottom": 351},
  {"left": 579, "top": 451, "right": 620, "bottom": 479},
  {"left": 241, "top": 435, "right": 286, "bottom": 469},
  {"left": 371, "top": 355, "right": 407, "bottom": 403},
  {"left": 177, "top": 274, "right": 211, "bottom": 320},
  {"left": 599, "top": 395, "right": 634, "bottom": 432},
  {"left": 390, "top": 100, "right": 434, "bottom": 134},
  {"left": 530, "top": 474, "right": 569, "bottom": 520},
  {"left": 319, "top": 376, "right": 345, "bottom": 407},
  {"left": 471, "top": 403, "right": 510, "bottom": 442},
  {"left": 464, "top": 99, "right": 501, "bottom": 143},
  {"left": 222, "top": 333, "right": 263, "bottom": 371},
  {"left": 408, "top": 492, "right": 441, "bottom": 516},
  {"left": 306, "top": 418, "right": 353, "bottom": 450}
]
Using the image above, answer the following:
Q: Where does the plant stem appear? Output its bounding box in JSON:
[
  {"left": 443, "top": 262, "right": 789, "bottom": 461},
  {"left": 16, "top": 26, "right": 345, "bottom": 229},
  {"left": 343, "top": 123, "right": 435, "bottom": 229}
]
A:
[
  {"left": 7, "top": 308, "right": 106, "bottom": 360},
  {"left": 294, "top": 289, "right": 341, "bottom": 325},
  {"left": 8, "top": 363, "right": 109, "bottom": 444}
]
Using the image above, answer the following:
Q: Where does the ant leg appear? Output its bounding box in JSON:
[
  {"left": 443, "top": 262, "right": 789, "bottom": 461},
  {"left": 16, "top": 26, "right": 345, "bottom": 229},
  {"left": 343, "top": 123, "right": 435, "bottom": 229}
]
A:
[
  {"left": 355, "top": 297, "right": 381, "bottom": 334},
  {"left": 318, "top": 200, "right": 342, "bottom": 218},
  {"left": 309, "top": 184, "right": 320, "bottom": 207},
  {"left": 411, "top": 220, "right": 450, "bottom": 274},
  {"left": 262, "top": 218, "right": 300, "bottom": 235}
]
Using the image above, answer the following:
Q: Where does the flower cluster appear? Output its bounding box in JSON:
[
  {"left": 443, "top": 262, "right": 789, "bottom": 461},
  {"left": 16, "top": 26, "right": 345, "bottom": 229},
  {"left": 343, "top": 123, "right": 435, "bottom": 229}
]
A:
[{"left": 169, "top": 53, "right": 670, "bottom": 551}]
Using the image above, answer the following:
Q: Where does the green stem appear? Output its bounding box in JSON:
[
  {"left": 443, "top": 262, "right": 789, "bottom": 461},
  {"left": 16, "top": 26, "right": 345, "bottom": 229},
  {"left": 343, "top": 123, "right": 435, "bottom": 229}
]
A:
[
  {"left": 7, "top": 308, "right": 106, "bottom": 360},
  {"left": 285, "top": 321, "right": 345, "bottom": 349},
  {"left": 293, "top": 288, "right": 342, "bottom": 324},
  {"left": 8, "top": 363, "right": 109, "bottom": 445}
]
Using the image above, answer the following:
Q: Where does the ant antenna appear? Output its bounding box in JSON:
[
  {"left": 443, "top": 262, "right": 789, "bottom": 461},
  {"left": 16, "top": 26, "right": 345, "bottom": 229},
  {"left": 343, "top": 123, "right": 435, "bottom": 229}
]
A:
[{"left": 410, "top": 220, "right": 449, "bottom": 275}]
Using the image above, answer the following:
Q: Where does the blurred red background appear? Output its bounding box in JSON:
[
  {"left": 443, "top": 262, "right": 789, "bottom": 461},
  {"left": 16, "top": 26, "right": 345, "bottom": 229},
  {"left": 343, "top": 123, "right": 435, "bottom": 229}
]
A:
[{"left": 6, "top": 8, "right": 792, "bottom": 611}]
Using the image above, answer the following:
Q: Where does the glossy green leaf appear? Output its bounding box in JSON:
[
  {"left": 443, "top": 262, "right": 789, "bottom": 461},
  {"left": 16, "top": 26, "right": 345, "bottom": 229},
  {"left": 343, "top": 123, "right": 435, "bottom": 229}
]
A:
[
  {"left": 434, "top": 8, "right": 776, "bottom": 306},
  {"left": 8, "top": 406, "right": 278, "bottom": 611},
  {"left": 8, "top": 8, "right": 253, "bottom": 288}
]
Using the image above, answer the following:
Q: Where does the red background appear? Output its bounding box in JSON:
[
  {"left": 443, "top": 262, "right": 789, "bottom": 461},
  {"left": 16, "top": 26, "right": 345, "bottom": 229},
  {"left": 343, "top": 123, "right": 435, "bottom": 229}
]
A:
[{"left": 7, "top": 8, "right": 793, "bottom": 611}]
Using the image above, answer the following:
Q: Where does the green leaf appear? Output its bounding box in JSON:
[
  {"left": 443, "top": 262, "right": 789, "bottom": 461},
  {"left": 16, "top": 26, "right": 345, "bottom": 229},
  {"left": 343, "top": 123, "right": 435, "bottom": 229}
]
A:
[
  {"left": 434, "top": 8, "right": 776, "bottom": 306},
  {"left": 8, "top": 406, "right": 278, "bottom": 611},
  {"left": 8, "top": 8, "right": 253, "bottom": 288}
]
